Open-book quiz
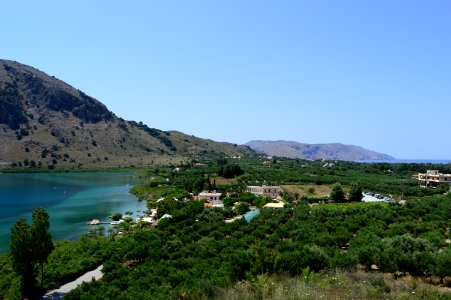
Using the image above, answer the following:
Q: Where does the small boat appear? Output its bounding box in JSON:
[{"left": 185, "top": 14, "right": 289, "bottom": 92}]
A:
[{"left": 87, "top": 219, "right": 100, "bottom": 225}]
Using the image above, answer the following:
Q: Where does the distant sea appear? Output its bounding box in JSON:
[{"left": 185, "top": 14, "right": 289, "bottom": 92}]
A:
[{"left": 356, "top": 159, "right": 451, "bottom": 164}]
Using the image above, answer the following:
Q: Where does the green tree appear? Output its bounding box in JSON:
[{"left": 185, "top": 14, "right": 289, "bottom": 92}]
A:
[
  {"left": 378, "top": 234, "right": 434, "bottom": 276},
  {"left": 10, "top": 219, "right": 34, "bottom": 298},
  {"left": 196, "top": 208, "right": 225, "bottom": 223},
  {"left": 330, "top": 183, "right": 345, "bottom": 202},
  {"left": 218, "top": 164, "right": 244, "bottom": 179},
  {"left": 10, "top": 208, "right": 54, "bottom": 297},
  {"left": 111, "top": 213, "right": 123, "bottom": 221},
  {"left": 434, "top": 245, "right": 451, "bottom": 283},
  {"left": 31, "top": 208, "right": 54, "bottom": 289},
  {"left": 348, "top": 183, "right": 363, "bottom": 202},
  {"left": 235, "top": 202, "right": 249, "bottom": 215},
  {"left": 350, "top": 230, "right": 382, "bottom": 271}
]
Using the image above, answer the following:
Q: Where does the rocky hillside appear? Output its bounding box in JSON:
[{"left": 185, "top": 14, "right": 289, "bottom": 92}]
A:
[
  {"left": 0, "top": 59, "right": 254, "bottom": 169},
  {"left": 246, "top": 140, "right": 394, "bottom": 161}
]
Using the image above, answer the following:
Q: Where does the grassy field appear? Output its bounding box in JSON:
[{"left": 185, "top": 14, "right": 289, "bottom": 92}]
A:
[
  {"left": 214, "top": 177, "right": 238, "bottom": 186},
  {"left": 281, "top": 184, "right": 332, "bottom": 197},
  {"left": 215, "top": 270, "right": 451, "bottom": 300}
]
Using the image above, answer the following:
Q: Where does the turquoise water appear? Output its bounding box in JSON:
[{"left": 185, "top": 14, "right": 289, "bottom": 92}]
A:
[
  {"left": 0, "top": 172, "right": 147, "bottom": 253},
  {"left": 244, "top": 209, "right": 260, "bottom": 222}
]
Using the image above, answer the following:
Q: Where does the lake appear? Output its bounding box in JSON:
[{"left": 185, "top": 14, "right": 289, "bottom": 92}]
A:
[{"left": 0, "top": 172, "right": 147, "bottom": 253}]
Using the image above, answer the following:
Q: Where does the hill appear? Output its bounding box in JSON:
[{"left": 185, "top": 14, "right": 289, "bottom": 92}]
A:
[
  {"left": 0, "top": 59, "right": 254, "bottom": 169},
  {"left": 246, "top": 140, "right": 394, "bottom": 161}
]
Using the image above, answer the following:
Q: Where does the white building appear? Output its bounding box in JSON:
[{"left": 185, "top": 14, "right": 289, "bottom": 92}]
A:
[
  {"left": 246, "top": 185, "right": 282, "bottom": 199},
  {"left": 198, "top": 191, "right": 222, "bottom": 201},
  {"left": 413, "top": 170, "right": 451, "bottom": 187}
]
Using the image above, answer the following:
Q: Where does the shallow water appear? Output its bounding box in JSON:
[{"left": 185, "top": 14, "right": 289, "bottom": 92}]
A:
[{"left": 0, "top": 172, "right": 146, "bottom": 253}]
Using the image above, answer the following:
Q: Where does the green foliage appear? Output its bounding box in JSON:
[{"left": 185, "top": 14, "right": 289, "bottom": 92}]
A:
[
  {"left": 222, "top": 197, "right": 237, "bottom": 208},
  {"left": 43, "top": 235, "right": 110, "bottom": 289},
  {"left": 330, "top": 182, "right": 345, "bottom": 202},
  {"left": 235, "top": 202, "right": 249, "bottom": 215},
  {"left": 196, "top": 208, "right": 226, "bottom": 223},
  {"left": 52, "top": 193, "right": 451, "bottom": 299},
  {"left": 111, "top": 213, "right": 122, "bottom": 221},
  {"left": 350, "top": 229, "right": 382, "bottom": 270},
  {"left": 218, "top": 164, "right": 244, "bottom": 179},
  {"left": 0, "top": 254, "right": 21, "bottom": 299},
  {"left": 379, "top": 234, "right": 434, "bottom": 276},
  {"left": 31, "top": 208, "right": 54, "bottom": 289},
  {"left": 348, "top": 183, "right": 363, "bottom": 202},
  {"left": 434, "top": 245, "right": 451, "bottom": 279},
  {"left": 9, "top": 208, "right": 54, "bottom": 298},
  {"left": 9, "top": 219, "right": 34, "bottom": 298},
  {"left": 4, "top": 160, "right": 451, "bottom": 298}
]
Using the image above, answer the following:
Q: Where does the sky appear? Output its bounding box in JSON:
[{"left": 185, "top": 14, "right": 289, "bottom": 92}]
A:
[{"left": 2, "top": 1, "right": 451, "bottom": 159}]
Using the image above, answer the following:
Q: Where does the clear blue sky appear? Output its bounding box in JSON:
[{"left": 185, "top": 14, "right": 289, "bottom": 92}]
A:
[{"left": 2, "top": 1, "right": 451, "bottom": 159}]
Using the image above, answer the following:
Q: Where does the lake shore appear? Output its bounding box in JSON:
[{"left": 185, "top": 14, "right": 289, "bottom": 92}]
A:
[{"left": 0, "top": 172, "right": 147, "bottom": 253}]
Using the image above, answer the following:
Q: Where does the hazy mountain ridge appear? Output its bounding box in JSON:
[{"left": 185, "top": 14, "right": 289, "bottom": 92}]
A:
[
  {"left": 0, "top": 59, "right": 254, "bottom": 168},
  {"left": 246, "top": 140, "right": 394, "bottom": 161}
]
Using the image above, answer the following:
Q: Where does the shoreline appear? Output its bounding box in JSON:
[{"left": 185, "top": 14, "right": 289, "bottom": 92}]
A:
[{"left": 0, "top": 172, "right": 147, "bottom": 253}]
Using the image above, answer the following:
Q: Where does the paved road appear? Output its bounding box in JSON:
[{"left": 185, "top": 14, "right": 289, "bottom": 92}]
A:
[{"left": 40, "top": 265, "right": 103, "bottom": 300}]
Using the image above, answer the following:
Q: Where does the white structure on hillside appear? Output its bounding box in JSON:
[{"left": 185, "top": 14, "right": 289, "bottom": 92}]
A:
[
  {"left": 263, "top": 202, "right": 285, "bottom": 209},
  {"left": 198, "top": 191, "right": 222, "bottom": 201},
  {"left": 246, "top": 185, "right": 282, "bottom": 199},
  {"left": 413, "top": 170, "right": 451, "bottom": 187}
]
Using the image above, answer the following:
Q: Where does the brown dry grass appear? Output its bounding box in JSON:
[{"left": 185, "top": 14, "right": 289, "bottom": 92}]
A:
[
  {"left": 281, "top": 184, "right": 332, "bottom": 197},
  {"left": 214, "top": 178, "right": 237, "bottom": 186},
  {"left": 214, "top": 270, "right": 451, "bottom": 300}
]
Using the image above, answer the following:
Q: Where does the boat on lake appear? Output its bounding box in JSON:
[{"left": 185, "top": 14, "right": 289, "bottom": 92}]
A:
[{"left": 87, "top": 219, "right": 100, "bottom": 225}]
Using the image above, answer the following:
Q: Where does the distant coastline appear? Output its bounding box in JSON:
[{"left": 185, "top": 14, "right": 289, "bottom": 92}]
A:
[{"left": 356, "top": 159, "right": 451, "bottom": 164}]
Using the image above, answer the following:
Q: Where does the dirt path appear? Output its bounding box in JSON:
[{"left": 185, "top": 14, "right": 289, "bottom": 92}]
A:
[{"left": 40, "top": 265, "right": 103, "bottom": 299}]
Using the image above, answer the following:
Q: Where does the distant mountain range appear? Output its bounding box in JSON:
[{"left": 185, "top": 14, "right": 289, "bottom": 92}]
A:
[
  {"left": 0, "top": 59, "right": 254, "bottom": 169},
  {"left": 246, "top": 140, "right": 394, "bottom": 161}
]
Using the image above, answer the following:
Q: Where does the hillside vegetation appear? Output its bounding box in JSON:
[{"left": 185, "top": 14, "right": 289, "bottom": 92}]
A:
[
  {"left": 2, "top": 159, "right": 450, "bottom": 299},
  {"left": 0, "top": 59, "right": 255, "bottom": 169}
]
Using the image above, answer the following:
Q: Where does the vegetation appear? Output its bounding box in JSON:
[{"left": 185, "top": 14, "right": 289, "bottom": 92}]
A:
[
  {"left": 215, "top": 271, "right": 449, "bottom": 300},
  {"left": 330, "top": 182, "right": 345, "bottom": 202},
  {"left": 57, "top": 193, "right": 450, "bottom": 299},
  {"left": 9, "top": 208, "right": 53, "bottom": 298},
  {"left": 1, "top": 158, "right": 451, "bottom": 299}
]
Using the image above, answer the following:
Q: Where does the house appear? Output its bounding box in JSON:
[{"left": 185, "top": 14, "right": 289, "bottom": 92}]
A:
[
  {"left": 246, "top": 185, "right": 282, "bottom": 199},
  {"left": 197, "top": 191, "right": 224, "bottom": 208},
  {"left": 203, "top": 200, "right": 224, "bottom": 208},
  {"left": 198, "top": 191, "right": 222, "bottom": 201},
  {"left": 413, "top": 170, "right": 451, "bottom": 187}
]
